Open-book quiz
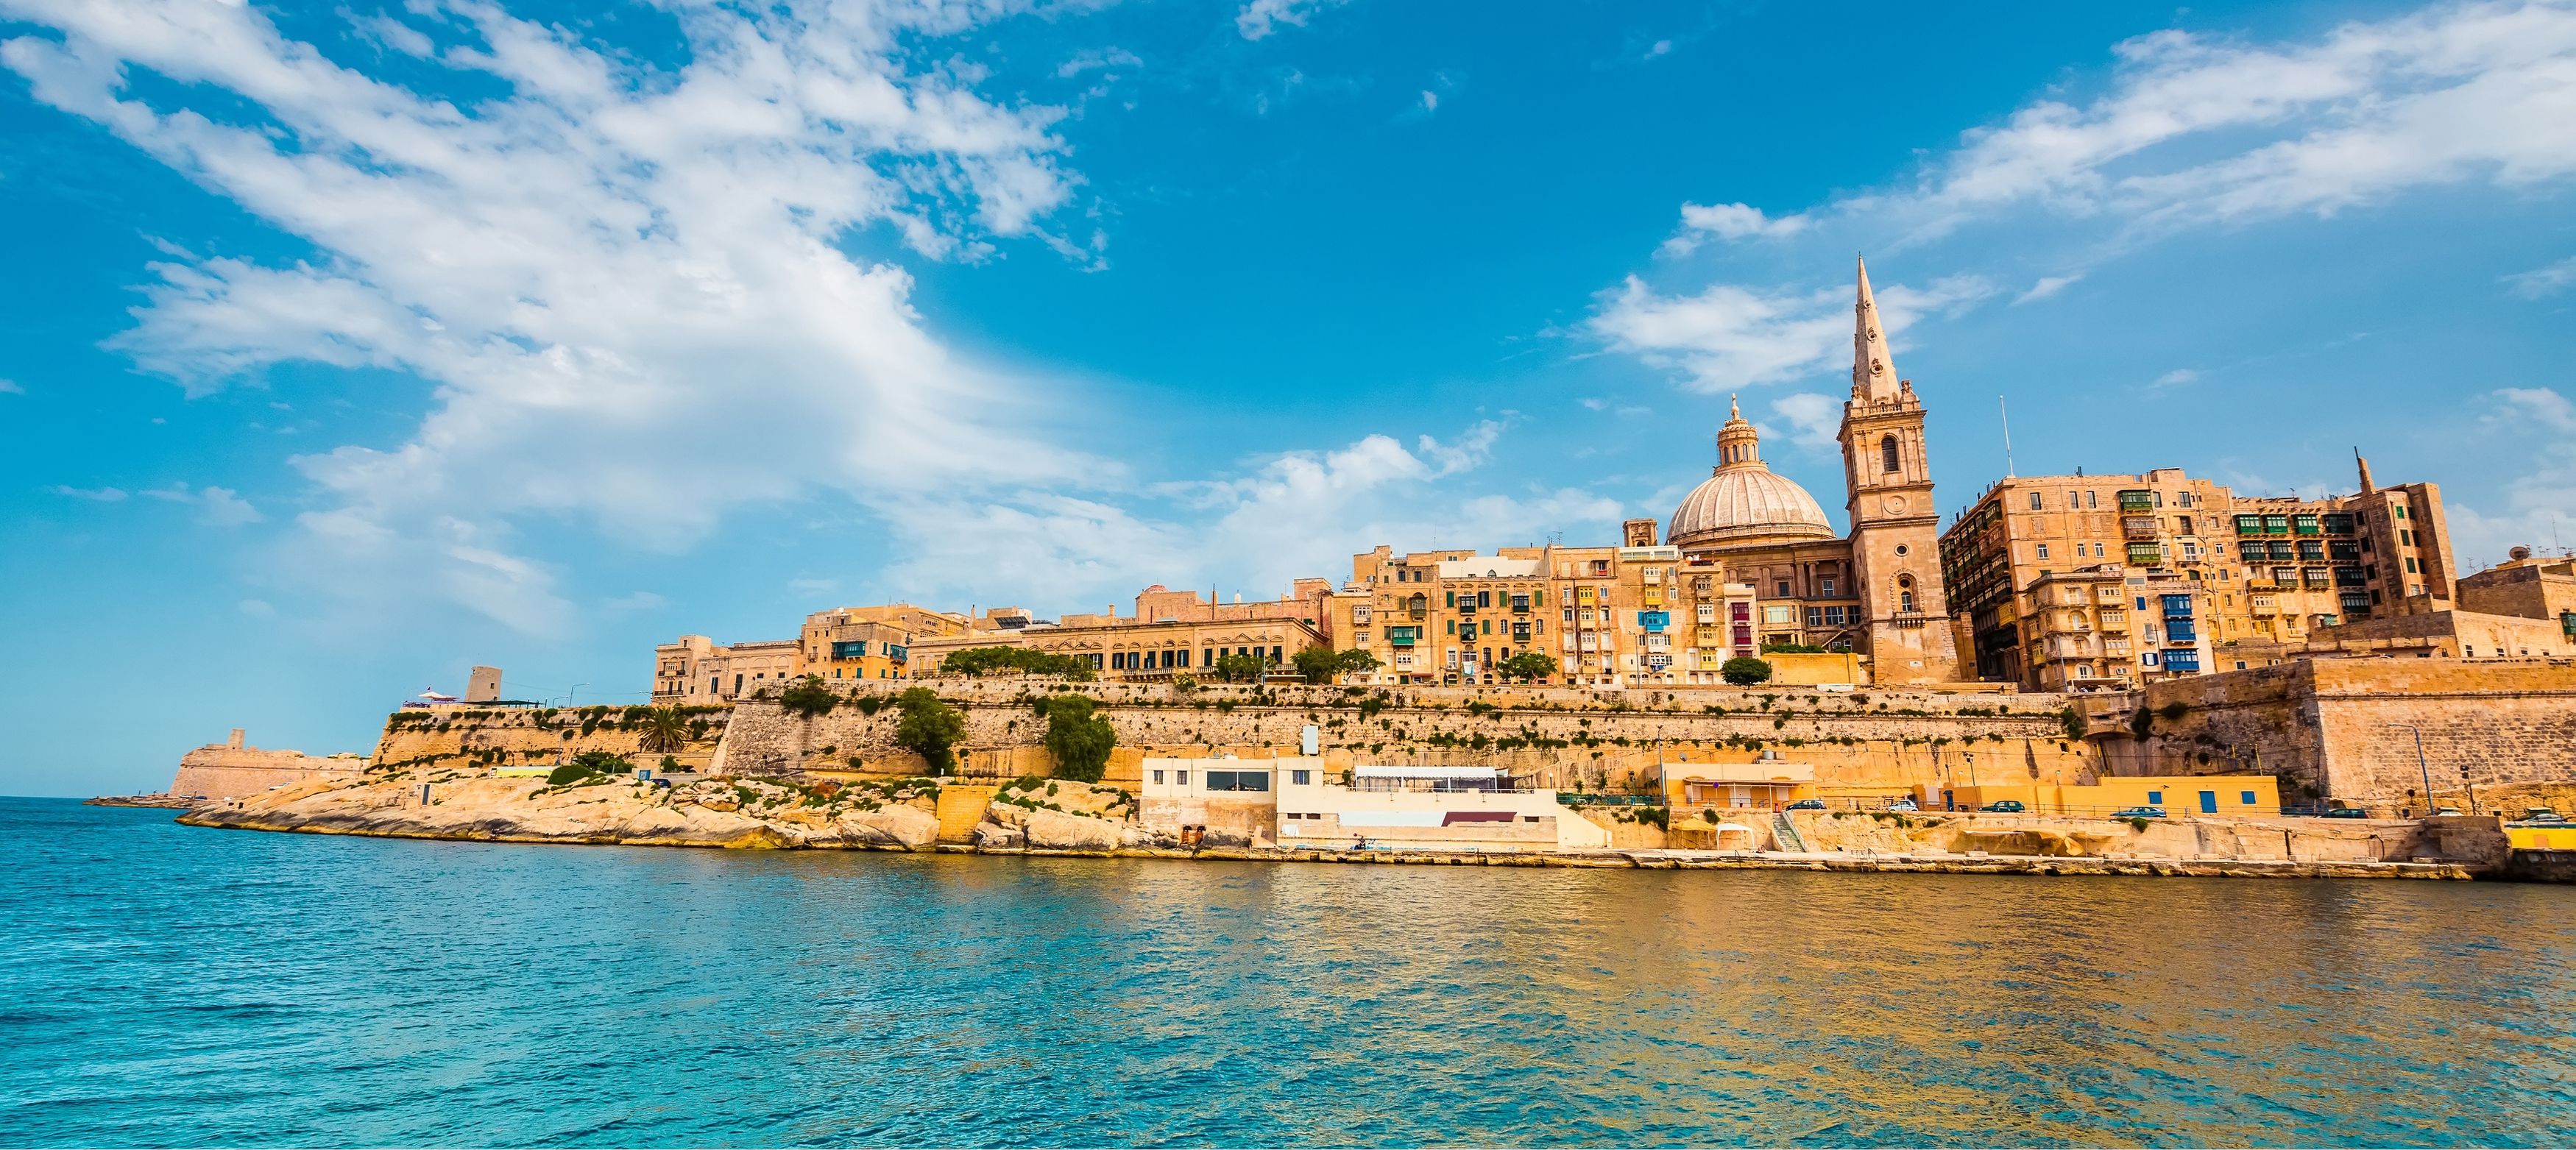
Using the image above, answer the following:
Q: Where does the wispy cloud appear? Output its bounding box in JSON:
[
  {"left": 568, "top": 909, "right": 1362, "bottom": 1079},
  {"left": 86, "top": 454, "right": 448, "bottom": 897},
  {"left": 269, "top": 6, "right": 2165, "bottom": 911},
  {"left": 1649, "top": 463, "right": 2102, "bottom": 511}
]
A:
[
  {"left": 1589, "top": 272, "right": 1998, "bottom": 392},
  {"left": 1236, "top": 0, "right": 1351, "bottom": 40},
  {"left": 1, "top": 0, "right": 1096, "bottom": 635},
  {"left": 1657, "top": 202, "right": 1810, "bottom": 256},
  {"left": 48, "top": 485, "right": 127, "bottom": 502},
  {"left": 2149, "top": 368, "right": 2203, "bottom": 388},
  {"left": 2014, "top": 274, "right": 2084, "bottom": 304},
  {"left": 2507, "top": 255, "right": 2576, "bottom": 298},
  {"left": 0, "top": 377, "right": 22, "bottom": 394},
  {"left": 141, "top": 482, "right": 262, "bottom": 526}
]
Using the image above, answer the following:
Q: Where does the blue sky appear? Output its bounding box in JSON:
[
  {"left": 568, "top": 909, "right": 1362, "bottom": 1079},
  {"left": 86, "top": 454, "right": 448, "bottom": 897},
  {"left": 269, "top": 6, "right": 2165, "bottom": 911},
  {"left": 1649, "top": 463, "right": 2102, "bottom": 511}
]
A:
[{"left": 5, "top": 0, "right": 2575, "bottom": 795}]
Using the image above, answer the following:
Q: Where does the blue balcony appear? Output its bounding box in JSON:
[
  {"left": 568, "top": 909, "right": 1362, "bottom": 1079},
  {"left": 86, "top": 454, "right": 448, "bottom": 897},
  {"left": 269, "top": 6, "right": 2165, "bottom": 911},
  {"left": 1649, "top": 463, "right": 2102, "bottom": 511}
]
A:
[{"left": 2162, "top": 649, "right": 2201, "bottom": 672}]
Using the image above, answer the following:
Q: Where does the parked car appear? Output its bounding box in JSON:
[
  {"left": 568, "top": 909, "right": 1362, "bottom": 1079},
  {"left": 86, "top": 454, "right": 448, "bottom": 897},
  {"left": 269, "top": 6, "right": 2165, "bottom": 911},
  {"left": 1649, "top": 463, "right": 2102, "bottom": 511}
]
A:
[
  {"left": 1979, "top": 800, "right": 2026, "bottom": 813},
  {"left": 1784, "top": 798, "right": 1827, "bottom": 811},
  {"left": 2521, "top": 807, "right": 2569, "bottom": 823},
  {"left": 2112, "top": 806, "right": 2168, "bottom": 820},
  {"left": 1886, "top": 798, "right": 1920, "bottom": 812},
  {"left": 2321, "top": 807, "right": 2371, "bottom": 819}
]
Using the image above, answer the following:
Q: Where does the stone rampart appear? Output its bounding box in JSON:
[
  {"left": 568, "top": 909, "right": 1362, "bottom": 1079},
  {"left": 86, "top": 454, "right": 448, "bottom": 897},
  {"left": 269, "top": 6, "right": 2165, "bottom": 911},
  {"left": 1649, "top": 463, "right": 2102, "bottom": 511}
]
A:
[
  {"left": 710, "top": 678, "right": 2096, "bottom": 794},
  {"left": 2118, "top": 659, "right": 2576, "bottom": 814},
  {"left": 170, "top": 739, "right": 367, "bottom": 801},
  {"left": 367, "top": 704, "right": 732, "bottom": 775}
]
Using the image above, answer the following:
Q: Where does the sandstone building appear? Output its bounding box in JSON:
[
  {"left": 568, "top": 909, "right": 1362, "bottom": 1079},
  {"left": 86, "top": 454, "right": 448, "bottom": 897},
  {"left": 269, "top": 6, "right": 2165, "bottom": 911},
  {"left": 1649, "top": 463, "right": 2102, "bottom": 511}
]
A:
[{"left": 1939, "top": 455, "right": 2457, "bottom": 689}]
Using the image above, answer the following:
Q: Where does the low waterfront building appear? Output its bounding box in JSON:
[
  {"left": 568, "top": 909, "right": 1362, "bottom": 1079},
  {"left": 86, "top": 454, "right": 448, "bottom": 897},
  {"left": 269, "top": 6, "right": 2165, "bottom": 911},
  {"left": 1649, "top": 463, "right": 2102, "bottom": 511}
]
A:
[
  {"left": 1275, "top": 764, "right": 1608, "bottom": 852},
  {"left": 1914, "top": 776, "right": 2281, "bottom": 817},
  {"left": 1137, "top": 754, "right": 1289, "bottom": 846},
  {"left": 1662, "top": 752, "right": 1817, "bottom": 813},
  {"left": 2458, "top": 546, "right": 2576, "bottom": 625}
]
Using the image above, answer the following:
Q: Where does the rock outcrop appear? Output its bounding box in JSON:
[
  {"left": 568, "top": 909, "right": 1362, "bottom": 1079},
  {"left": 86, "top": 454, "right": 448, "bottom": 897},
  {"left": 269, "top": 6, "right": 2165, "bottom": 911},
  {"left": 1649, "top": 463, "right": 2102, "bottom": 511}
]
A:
[{"left": 180, "top": 772, "right": 943, "bottom": 851}]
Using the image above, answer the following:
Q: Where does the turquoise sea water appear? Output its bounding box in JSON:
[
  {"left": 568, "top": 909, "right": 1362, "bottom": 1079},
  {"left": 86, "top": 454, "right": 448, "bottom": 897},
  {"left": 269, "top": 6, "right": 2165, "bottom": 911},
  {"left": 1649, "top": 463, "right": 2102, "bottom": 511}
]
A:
[{"left": 4, "top": 796, "right": 2573, "bottom": 1148}]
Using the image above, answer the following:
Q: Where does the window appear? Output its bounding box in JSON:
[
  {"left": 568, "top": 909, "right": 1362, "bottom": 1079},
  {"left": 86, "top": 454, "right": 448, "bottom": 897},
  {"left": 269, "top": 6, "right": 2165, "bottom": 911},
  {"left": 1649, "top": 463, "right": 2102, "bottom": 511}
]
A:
[
  {"left": 1477, "top": 590, "right": 1492, "bottom": 607},
  {"left": 1445, "top": 590, "right": 1455, "bottom": 607},
  {"left": 1806, "top": 607, "right": 1823, "bottom": 627},
  {"left": 1292, "top": 770, "right": 1312, "bottom": 786},
  {"left": 1880, "top": 434, "right": 1900, "bottom": 472},
  {"left": 1776, "top": 580, "right": 1791, "bottom": 596},
  {"left": 1206, "top": 770, "right": 1270, "bottom": 792},
  {"left": 2030, "top": 492, "right": 2043, "bottom": 511},
  {"left": 1821, "top": 577, "right": 1836, "bottom": 596},
  {"left": 2147, "top": 789, "right": 2164, "bottom": 805},
  {"left": 2406, "top": 557, "right": 2419, "bottom": 573},
  {"left": 2037, "top": 544, "right": 2050, "bottom": 559},
  {"left": 1175, "top": 770, "right": 1189, "bottom": 786},
  {"left": 2241, "top": 791, "right": 2257, "bottom": 805},
  {"left": 2084, "top": 491, "right": 2098, "bottom": 508},
  {"left": 1152, "top": 770, "right": 1164, "bottom": 784}
]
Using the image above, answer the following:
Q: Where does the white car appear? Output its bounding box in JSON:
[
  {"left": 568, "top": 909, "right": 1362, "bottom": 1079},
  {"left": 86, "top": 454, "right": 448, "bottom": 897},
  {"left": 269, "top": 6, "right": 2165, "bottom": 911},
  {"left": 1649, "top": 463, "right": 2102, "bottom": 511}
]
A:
[{"left": 1887, "top": 798, "right": 1920, "bottom": 812}]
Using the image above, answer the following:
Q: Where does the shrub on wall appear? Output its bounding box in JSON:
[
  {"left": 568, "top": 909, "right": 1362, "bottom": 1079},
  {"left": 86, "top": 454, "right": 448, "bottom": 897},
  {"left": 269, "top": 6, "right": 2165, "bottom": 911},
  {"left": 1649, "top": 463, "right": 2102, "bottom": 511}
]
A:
[
  {"left": 892, "top": 687, "right": 966, "bottom": 776},
  {"left": 779, "top": 676, "right": 841, "bottom": 718},
  {"left": 1721, "top": 656, "right": 1774, "bottom": 686},
  {"left": 1043, "top": 694, "right": 1117, "bottom": 783}
]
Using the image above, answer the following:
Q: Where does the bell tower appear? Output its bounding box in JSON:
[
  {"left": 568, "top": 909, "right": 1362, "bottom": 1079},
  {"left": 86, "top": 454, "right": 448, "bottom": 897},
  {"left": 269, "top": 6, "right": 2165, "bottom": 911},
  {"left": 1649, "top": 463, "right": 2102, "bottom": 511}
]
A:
[{"left": 1838, "top": 257, "right": 1961, "bottom": 683}]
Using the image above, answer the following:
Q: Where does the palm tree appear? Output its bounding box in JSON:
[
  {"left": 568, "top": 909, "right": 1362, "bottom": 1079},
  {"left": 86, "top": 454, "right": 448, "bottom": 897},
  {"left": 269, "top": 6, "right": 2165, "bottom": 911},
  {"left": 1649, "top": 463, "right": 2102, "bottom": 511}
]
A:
[{"left": 637, "top": 706, "right": 690, "bottom": 754}]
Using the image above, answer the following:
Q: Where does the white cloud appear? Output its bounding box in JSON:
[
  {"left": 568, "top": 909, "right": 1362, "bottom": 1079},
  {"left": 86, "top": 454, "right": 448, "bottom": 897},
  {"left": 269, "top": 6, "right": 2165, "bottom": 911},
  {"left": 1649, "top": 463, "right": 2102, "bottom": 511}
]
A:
[
  {"left": 49, "top": 485, "right": 127, "bottom": 502},
  {"left": 2448, "top": 388, "right": 2576, "bottom": 566},
  {"left": 603, "top": 590, "right": 667, "bottom": 613},
  {"left": 237, "top": 598, "right": 275, "bottom": 618},
  {"left": 1, "top": 0, "right": 1093, "bottom": 634},
  {"left": 1419, "top": 89, "right": 1437, "bottom": 112},
  {"left": 2506, "top": 254, "right": 2576, "bottom": 297},
  {"left": 1853, "top": 0, "right": 2576, "bottom": 241},
  {"left": 1590, "top": 271, "right": 1998, "bottom": 392},
  {"left": 143, "top": 482, "right": 262, "bottom": 526},
  {"left": 1644, "top": 40, "right": 1673, "bottom": 60},
  {"left": 2014, "top": 274, "right": 2084, "bottom": 303},
  {"left": 875, "top": 423, "right": 1624, "bottom": 610},
  {"left": 1657, "top": 202, "right": 1809, "bottom": 256},
  {"left": 1236, "top": 0, "right": 1349, "bottom": 40},
  {"left": 788, "top": 578, "right": 842, "bottom": 596},
  {"left": 0, "top": 377, "right": 22, "bottom": 394},
  {"left": 1057, "top": 48, "right": 1141, "bottom": 79},
  {"left": 1767, "top": 391, "right": 1844, "bottom": 451},
  {"left": 1610, "top": 1, "right": 2576, "bottom": 385},
  {"left": 2150, "top": 368, "right": 2203, "bottom": 388}
]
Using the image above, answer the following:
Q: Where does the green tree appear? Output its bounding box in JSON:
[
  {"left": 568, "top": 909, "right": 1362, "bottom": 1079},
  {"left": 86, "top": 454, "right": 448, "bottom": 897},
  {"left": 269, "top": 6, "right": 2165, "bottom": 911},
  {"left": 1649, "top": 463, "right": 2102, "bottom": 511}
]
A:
[
  {"left": 636, "top": 706, "right": 690, "bottom": 753},
  {"left": 1497, "top": 652, "right": 1559, "bottom": 683},
  {"left": 893, "top": 687, "right": 967, "bottom": 775},
  {"left": 1337, "top": 648, "right": 1381, "bottom": 675},
  {"left": 1041, "top": 693, "right": 1117, "bottom": 783},
  {"left": 1720, "top": 656, "right": 1774, "bottom": 686},
  {"left": 1290, "top": 646, "right": 1343, "bottom": 684},
  {"left": 779, "top": 675, "right": 841, "bottom": 717},
  {"left": 1215, "top": 652, "right": 1269, "bottom": 683}
]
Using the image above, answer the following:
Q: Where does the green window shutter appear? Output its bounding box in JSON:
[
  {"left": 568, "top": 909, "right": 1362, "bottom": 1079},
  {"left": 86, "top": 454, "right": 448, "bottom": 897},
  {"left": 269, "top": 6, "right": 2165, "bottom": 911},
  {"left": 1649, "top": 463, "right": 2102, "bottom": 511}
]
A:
[{"left": 1445, "top": 590, "right": 1455, "bottom": 607}]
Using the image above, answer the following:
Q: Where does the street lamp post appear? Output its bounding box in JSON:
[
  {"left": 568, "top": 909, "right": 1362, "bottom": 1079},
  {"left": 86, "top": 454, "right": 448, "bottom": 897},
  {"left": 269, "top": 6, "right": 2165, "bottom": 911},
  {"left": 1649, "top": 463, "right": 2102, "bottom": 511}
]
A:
[
  {"left": 568, "top": 682, "right": 590, "bottom": 707},
  {"left": 2388, "top": 723, "right": 2434, "bottom": 816}
]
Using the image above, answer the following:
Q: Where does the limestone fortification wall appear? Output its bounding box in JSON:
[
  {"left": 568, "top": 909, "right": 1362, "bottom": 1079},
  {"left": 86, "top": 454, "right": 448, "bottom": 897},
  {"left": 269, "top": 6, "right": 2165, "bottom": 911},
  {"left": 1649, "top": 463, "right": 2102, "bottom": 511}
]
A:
[
  {"left": 710, "top": 677, "right": 2097, "bottom": 795},
  {"left": 2124, "top": 659, "right": 2576, "bottom": 814},
  {"left": 365, "top": 704, "right": 732, "bottom": 775},
  {"left": 171, "top": 742, "right": 367, "bottom": 801}
]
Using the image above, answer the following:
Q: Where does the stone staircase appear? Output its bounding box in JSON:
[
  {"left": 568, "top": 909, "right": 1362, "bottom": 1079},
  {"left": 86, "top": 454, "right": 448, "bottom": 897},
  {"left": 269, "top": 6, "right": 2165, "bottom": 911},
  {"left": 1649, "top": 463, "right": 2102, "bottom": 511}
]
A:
[{"left": 1771, "top": 812, "right": 1808, "bottom": 853}]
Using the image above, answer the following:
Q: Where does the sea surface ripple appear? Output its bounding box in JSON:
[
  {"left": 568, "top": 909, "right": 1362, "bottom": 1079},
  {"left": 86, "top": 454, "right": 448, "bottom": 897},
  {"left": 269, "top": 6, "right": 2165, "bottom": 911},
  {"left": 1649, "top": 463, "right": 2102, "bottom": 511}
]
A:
[{"left": 4, "top": 797, "right": 2572, "bottom": 1147}]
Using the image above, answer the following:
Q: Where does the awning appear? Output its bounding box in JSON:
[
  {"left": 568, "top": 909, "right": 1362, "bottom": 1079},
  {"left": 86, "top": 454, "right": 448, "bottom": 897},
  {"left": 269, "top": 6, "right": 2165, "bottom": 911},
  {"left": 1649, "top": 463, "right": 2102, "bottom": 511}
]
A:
[{"left": 1711, "top": 822, "right": 1758, "bottom": 834}]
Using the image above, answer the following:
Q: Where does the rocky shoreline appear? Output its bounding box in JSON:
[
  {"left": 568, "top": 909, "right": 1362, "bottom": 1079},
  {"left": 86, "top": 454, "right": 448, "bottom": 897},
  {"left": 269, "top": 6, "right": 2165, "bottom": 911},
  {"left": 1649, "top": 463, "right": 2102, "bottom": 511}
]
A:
[
  {"left": 87, "top": 794, "right": 199, "bottom": 809},
  {"left": 171, "top": 771, "right": 2487, "bottom": 880}
]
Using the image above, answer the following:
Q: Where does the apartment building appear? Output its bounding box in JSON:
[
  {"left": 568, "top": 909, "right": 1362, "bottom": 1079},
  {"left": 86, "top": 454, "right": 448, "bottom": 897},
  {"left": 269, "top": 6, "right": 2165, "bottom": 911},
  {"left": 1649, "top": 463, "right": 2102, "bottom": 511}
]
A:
[{"left": 1938, "top": 455, "right": 2455, "bottom": 687}]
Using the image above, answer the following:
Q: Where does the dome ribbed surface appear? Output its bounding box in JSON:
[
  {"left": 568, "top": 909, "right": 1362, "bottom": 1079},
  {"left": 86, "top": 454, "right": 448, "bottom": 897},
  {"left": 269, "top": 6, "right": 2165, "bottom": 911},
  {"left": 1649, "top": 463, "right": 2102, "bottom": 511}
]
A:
[{"left": 1666, "top": 466, "right": 1837, "bottom": 550}]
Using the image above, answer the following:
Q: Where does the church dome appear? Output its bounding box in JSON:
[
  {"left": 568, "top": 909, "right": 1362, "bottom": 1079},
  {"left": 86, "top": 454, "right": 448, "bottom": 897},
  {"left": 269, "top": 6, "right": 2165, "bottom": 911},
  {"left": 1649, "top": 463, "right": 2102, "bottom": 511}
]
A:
[{"left": 1667, "top": 397, "right": 1838, "bottom": 552}]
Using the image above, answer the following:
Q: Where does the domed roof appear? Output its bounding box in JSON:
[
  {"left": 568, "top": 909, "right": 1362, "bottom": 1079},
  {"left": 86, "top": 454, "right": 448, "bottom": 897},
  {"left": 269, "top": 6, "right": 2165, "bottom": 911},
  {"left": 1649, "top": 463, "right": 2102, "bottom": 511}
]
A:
[{"left": 1667, "top": 397, "right": 1838, "bottom": 552}]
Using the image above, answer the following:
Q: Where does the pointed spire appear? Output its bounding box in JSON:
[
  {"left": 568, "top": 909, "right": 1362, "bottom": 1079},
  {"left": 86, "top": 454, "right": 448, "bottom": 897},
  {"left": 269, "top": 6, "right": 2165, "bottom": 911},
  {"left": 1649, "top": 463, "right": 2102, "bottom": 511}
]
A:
[
  {"left": 1853, "top": 255, "right": 1901, "bottom": 402},
  {"left": 2356, "top": 447, "right": 2377, "bottom": 494},
  {"left": 1729, "top": 392, "right": 1741, "bottom": 420}
]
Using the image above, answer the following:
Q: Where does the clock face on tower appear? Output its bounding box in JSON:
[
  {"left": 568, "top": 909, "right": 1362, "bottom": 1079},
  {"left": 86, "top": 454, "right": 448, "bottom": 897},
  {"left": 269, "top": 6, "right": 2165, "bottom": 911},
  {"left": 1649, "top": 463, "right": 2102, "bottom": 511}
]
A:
[{"left": 1883, "top": 493, "right": 1909, "bottom": 516}]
